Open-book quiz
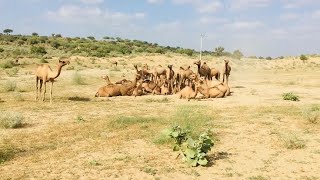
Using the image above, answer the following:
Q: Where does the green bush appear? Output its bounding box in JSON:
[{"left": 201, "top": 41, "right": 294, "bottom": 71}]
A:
[
  {"left": 282, "top": 92, "right": 299, "bottom": 101},
  {"left": 300, "top": 54, "right": 308, "bottom": 63},
  {"left": 266, "top": 56, "right": 272, "bottom": 60},
  {"left": 0, "top": 48, "right": 4, "bottom": 53},
  {"left": 30, "top": 46, "right": 47, "bottom": 55},
  {"left": 0, "top": 60, "right": 14, "bottom": 69},
  {"left": 0, "top": 111, "right": 24, "bottom": 129}
]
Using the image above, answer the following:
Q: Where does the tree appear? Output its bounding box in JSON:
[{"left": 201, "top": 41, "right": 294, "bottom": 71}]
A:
[
  {"left": 32, "top": 32, "right": 39, "bottom": 36},
  {"left": 87, "top": 36, "right": 95, "bottom": 40},
  {"left": 30, "top": 46, "right": 47, "bottom": 55},
  {"left": 213, "top": 46, "right": 225, "bottom": 56},
  {"left": 266, "top": 56, "right": 272, "bottom": 60},
  {"left": 300, "top": 54, "right": 308, "bottom": 63},
  {"left": 3, "top": 29, "right": 13, "bottom": 35},
  {"left": 233, "top": 50, "right": 243, "bottom": 59}
]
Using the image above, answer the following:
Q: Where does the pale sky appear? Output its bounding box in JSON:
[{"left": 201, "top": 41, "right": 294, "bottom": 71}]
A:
[{"left": 1, "top": 0, "right": 320, "bottom": 57}]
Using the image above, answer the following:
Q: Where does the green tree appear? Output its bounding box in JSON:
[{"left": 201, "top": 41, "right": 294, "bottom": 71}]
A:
[
  {"left": 300, "top": 54, "right": 308, "bottom": 63},
  {"left": 266, "top": 56, "right": 272, "bottom": 60},
  {"left": 213, "top": 46, "right": 225, "bottom": 56},
  {"left": 232, "top": 50, "right": 243, "bottom": 59},
  {"left": 87, "top": 36, "right": 95, "bottom": 40},
  {"left": 30, "top": 46, "right": 47, "bottom": 55},
  {"left": 3, "top": 29, "right": 13, "bottom": 35},
  {"left": 32, "top": 32, "right": 39, "bottom": 36}
]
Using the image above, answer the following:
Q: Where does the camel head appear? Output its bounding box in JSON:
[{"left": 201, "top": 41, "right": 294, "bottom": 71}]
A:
[
  {"left": 194, "top": 60, "right": 201, "bottom": 65},
  {"left": 224, "top": 59, "right": 229, "bottom": 64},
  {"left": 167, "top": 64, "right": 173, "bottom": 69},
  {"left": 142, "top": 64, "right": 149, "bottom": 70},
  {"left": 59, "top": 59, "right": 70, "bottom": 66}
]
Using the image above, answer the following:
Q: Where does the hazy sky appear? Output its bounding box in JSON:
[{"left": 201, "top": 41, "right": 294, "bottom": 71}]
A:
[{"left": 1, "top": 0, "right": 320, "bottom": 57}]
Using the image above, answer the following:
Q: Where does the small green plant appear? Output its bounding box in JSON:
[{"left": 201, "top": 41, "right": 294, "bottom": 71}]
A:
[
  {"left": 0, "top": 60, "right": 14, "bottom": 69},
  {"left": 3, "top": 80, "right": 17, "bottom": 92},
  {"left": 0, "top": 142, "right": 17, "bottom": 164},
  {"left": 282, "top": 92, "right": 299, "bottom": 101},
  {"left": 166, "top": 126, "right": 214, "bottom": 167},
  {"left": 0, "top": 111, "right": 24, "bottom": 129},
  {"left": 76, "top": 115, "right": 85, "bottom": 123},
  {"left": 302, "top": 105, "right": 320, "bottom": 124}
]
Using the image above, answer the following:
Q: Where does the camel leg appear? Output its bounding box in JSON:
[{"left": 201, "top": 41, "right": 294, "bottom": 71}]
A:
[
  {"left": 49, "top": 81, "right": 53, "bottom": 104},
  {"left": 35, "top": 77, "right": 39, "bottom": 100},
  {"left": 39, "top": 79, "right": 43, "bottom": 100},
  {"left": 42, "top": 82, "right": 46, "bottom": 101},
  {"left": 222, "top": 74, "right": 225, "bottom": 83}
]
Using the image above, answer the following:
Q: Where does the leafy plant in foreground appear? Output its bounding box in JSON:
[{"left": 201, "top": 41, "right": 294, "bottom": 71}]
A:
[
  {"left": 282, "top": 92, "right": 299, "bottom": 101},
  {"left": 167, "top": 126, "right": 214, "bottom": 167}
]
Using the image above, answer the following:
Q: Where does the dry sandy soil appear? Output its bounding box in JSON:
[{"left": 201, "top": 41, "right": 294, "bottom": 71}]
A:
[{"left": 0, "top": 54, "right": 320, "bottom": 179}]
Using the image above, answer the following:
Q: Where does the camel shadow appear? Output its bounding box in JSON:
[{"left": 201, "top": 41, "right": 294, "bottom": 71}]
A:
[
  {"left": 206, "top": 151, "right": 232, "bottom": 167},
  {"left": 68, "top": 96, "right": 91, "bottom": 102}
]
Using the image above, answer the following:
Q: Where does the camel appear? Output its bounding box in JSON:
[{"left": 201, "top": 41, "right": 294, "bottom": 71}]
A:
[
  {"left": 142, "top": 64, "right": 153, "bottom": 80},
  {"left": 35, "top": 59, "right": 70, "bottom": 103},
  {"left": 115, "top": 79, "right": 132, "bottom": 85},
  {"left": 197, "top": 77, "right": 230, "bottom": 98},
  {"left": 160, "top": 81, "right": 169, "bottom": 95},
  {"left": 118, "top": 74, "right": 142, "bottom": 96},
  {"left": 209, "top": 67, "right": 220, "bottom": 80},
  {"left": 176, "top": 66, "right": 195, "bottom": 91},
  {"left": 222, "top": 59, "right": 231, "bottom": 83},
  {"left": 194, "top": 60, "right": 211, "bottom": 79},
  {"left": 178, "top": 82, "right": 200, "bottom": 101},
  {"left": 153, "top": 65, "right": 166, "bottom": 84},
  {"left": 101, "top": 75, "right": 113, "bottom": 85},
  {"left": 95, "top": 84, "right": 121, "bottom": 97},
  {"left": 132, "top": 81, "right": 144, "bottom": 97},
  {"left": 141, "top": 79, "right": 157, "bottom": 93},
  {"left": 166, "top": 65, "right": 175, "bottom": 94}
]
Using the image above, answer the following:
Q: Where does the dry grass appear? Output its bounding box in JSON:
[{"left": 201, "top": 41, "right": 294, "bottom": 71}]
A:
[{"left": 0, "top": 54, "right": 320, "bottom": 179}]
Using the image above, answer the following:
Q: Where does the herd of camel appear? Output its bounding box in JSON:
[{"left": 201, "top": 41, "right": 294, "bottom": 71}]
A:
[
  {"left": 34, "top": 58, "right": 231, "bottom": 103},
  {"left": 95, "top": 59, "right": 232, "bottom": 100}
]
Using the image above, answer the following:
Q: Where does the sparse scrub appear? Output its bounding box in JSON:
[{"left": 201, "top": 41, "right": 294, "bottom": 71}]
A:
[
  {"left": 72, "top": 71, "right": 86, "bottom": 85},
  {"left": 0, "top": 60, "right": 14, "bottom": 68},
  {"left": 5, "top": 67, "right": 19, "bottom": 76},
  {"left": 302, "top": 105, "right": 320, "bottom": 124},
  {"left": 0, "top": 111, "right": 24, "bottom": 129},
  {"left": 281, "top": 133, "right": 306, "bottom": 149},
  {"left": 3, "top": 80, "right": 17, "bottom": 92},
  {"left": 282, "top": 92, "right": 299, "bottom": 101},
  {"left": 145, "top": 97, "right": 169, "bottom": 103},
  {"left": 110, "top": 116, "right": 158, "bottom": 128},
  {"left": 39, "top": 57, "right": 48, "bottom": 63},
  {"left": 0, "top": 141, "right": 18, "bottom": 164},
  {"left": 13, "top": 93, "right": 24, "bottom": 102}
]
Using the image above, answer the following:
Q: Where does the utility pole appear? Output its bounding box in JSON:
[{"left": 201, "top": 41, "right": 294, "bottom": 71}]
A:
[{"left": 200, "top": 34, "right": 205, "bottom": 61}]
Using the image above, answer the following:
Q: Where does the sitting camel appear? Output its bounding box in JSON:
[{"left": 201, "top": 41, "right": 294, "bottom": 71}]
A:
[
  {"left": 197, "top": 77, "right": 230, "bottom": 98},
  {"left": 178, "top": 82, "right": 200, "bottom": 101},
  {"left": 222, "top": 59, "right": 231, "bottom": 83},
  {"left": 35, "top": 59, "right": 70, "bottom": 103},
  {"left": 101, "top": 75, "right": 113, "bottom": 85},
  {"left": 132, "top": 80, "right": 144, "bottom": 97}
]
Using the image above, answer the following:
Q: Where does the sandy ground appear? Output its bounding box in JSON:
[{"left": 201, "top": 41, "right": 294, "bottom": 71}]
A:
[{"left": 0, "top": 54, "right": 320, "bottom": 179}]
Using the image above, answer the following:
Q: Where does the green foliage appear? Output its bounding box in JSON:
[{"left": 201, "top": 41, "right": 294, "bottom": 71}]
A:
[
  {"left": 282, "top": 92, "right": 299, "bottom": 101},
  {"left": 167, "top": 126, "right": 214, "bottom": 167},
  {"left": 39, "top": 58, "right": 48, "bottom": 63},
  {"left": 110, "top": 116, "right": 157, "bottom": 128},
  {"left": 30, "top": 46, "right": 47, "bottom": 55},
  {"left": 0, "top": 111, "right": 24, "bottom": 129},
  {"left": 300, "top": 54, "right": 308, "bottom": 63},
  {"left": 76, "top": 115, "right": 85, "bottom": 123},
  {"left": 213, "top": 46, "right": 225, "bottom": 56},
  {"left": 302, "top": 105, "right": 320, "bottom": 124},
  {"left": 266, "top": 56, "right": 272, "bottom": 60},
  {"left": 0, "top": 48, "right": 4, "bottom": 53},
  {"left": 32, "top": 32, "right": 39, "bottom": 36},
  {"left": 258, "top": 56, "right": 264, "bottom": 59},
  {"left": 3, "top": 29, "right": 13, "bottom": 35},
  {"left": 0, "top": 60, "right": 14, "bottom": 69},
  {"left": 0, "top": 141, "right": 17, "bottom": 164},
  {"left": 145, "top": 97, "right": 169, "bottom": 103}
]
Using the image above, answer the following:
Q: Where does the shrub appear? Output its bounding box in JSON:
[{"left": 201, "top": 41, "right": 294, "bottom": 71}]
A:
[
  {"left": 300, "top": 54, "right": 308, "bottom": 63},
  {"left": 3, "top": 80, "right": 16, "bottom": 92},
  {"left": 0, "top": 111, "right": 24, "bottom": 129},
  {"left": 5, "top": 67, "right": 19, "bottom": 76},
  {"left": 166, "top": 126, "right": 214, "bottom": 167},
  {"left": 72, "top": 71, "right": 85, "bottom": 85},
  {"left": 0, "top": 60, "right": 14, "bottom": 69},
  {"left": 302, "top": 105, "right": 320, "bottom": 124},
  {"left": 30, "top": 46, "right": 47, "bottom": 55},
  {"left": 0, "top": 48, "right": 4, "bottom": 53},
  {"left": 282, "top": 92, "right": 299, "bottom": 101},
  {"left": 281, "top": 133, "right": 306, "bottom": 149},
  {"left": 266, "top": 56, "right": 272, "bottom": 60}
]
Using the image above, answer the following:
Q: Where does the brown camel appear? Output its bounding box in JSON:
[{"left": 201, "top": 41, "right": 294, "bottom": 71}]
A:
[
  {"left": 95, "top": 84, "right": 121, "bottom": 97},
  {"left": 101, "top": 75, "right": 113, "bottom": 85},
  {"left": 209, "top": 67, "right": 220, "bottom": 80},
  {"left": 222, "top": 59, "right": 231, "bottom": 83},
  {"left": 141, "top": 79, "right": 157, "bottom": 93},
  {"left": 166, "top": 65, "right": 175, "bottom": 94},
  {"left": 132, "top": 80, "right": 144, "bottom": 97},
  {"left": 115, "top": 79, "right": 132, "bottom": 85},
  {"left": 177, "top": 66, "right": 195, "bottom": 91},
  {"left": 160, "top": 81, "right": 170, "bottom": 95},
  {"left": 142, "top": 64, "right": 153, "bottom": 80},
  {"left": 178, "top": 82, "right": 200, "bottom": 101},
  {"left": 197, "top": 77, "right": 230, "bottom": 98},
  {"left": 118, "top": 74, "right": 142, "bottom": 96},
  {"left": 35, "top": 59, "right": 70, "bottom": 103},
  {"left": 194, "top": 60, "right": 211, "bottom": 79},
  {"left": 153, "top": 65, "right": 166, "bottom": 83}
]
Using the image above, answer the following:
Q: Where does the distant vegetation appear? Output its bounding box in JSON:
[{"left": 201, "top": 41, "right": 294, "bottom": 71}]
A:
[{"left": 0, "top": 29, "right": 245, "bottom": 59}]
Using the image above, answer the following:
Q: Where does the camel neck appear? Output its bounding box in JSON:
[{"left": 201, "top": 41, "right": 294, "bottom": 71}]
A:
[{"left": 50, "top": 64, "right": 63, "bottom": 79}]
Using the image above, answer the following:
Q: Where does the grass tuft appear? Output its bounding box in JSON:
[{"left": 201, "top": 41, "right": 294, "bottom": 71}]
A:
[
  {"left": 282, "top": 92, "right": 299, "bottom": 101},
  {"left": 145, "top": 97, "right": 169, "bottom": 103},
  {"left": 0, "top": 111, "right": 24, "bottom": 129},
  {"left": 72, "top": 71, "right": 86, "bottom": 85},
  {"left": 302, "top": 105, "right": 320, "bottom": 124},
  {"left": 3, "top": 80, "right": 17, "bottom": 92},
  {"left": 281, "top": 133, "right": 306, "bottom": 149}
]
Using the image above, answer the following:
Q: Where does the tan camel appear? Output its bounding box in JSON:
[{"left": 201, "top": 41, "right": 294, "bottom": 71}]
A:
[
  {"left": 177, "top": 66, "right": 195, "bottom": 91},
  {"left": 194, "top": 60, "right": 211, "bottom": 79},
  {"left": 141, "top": 79, "right": 157, "bottom": 93},
  {"left": 118, "top": 74, "right": 141, "bottom": 96},
  {"left": 178, "top": 82, "right": 200, "bottom": 101},
  {"left": 35, "top": 59, "right": 70, "bottom": 103},
  {"left": 166, "top": 65, "right": 175, "bottom": 94},
  {"left": 197, "top": 77, "right": 230, "bottom": 98},
  {"left": 95, "top": 84, "right": 121, "bottom": 97},
  {"left": 160, "top": 81, "right": 169, "bottom": 95},
  {"left": 101, "top": 75, "right": 113, "bottom": 85},
  {"left": 209, "top": 67, "right": 220, "bottom": 80},
  {"left": 132, "top": 80, "right": 144, "bottom": 97},
  {"left": 115, "top": 79, "right": 132, "bottom": 85},
  {"left": 153, "top": 65, "right": 166, "bottom": 83},
  {"left": 222, "top": 59, "right": 231, "bottom": 83},
  {"left": 142, "top": 64, "right": 153, "bottom": 80}
]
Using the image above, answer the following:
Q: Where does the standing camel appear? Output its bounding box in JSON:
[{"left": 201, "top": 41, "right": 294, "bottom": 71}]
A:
[
  {"left": 194, "top": 60, "right": 210, "bottom": 79},
  {"left": 35, "top": 59, "right": 70, "bottom": 103},
  {"left": 222, "top": 59, "right": 231, "bottom": 83}
]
